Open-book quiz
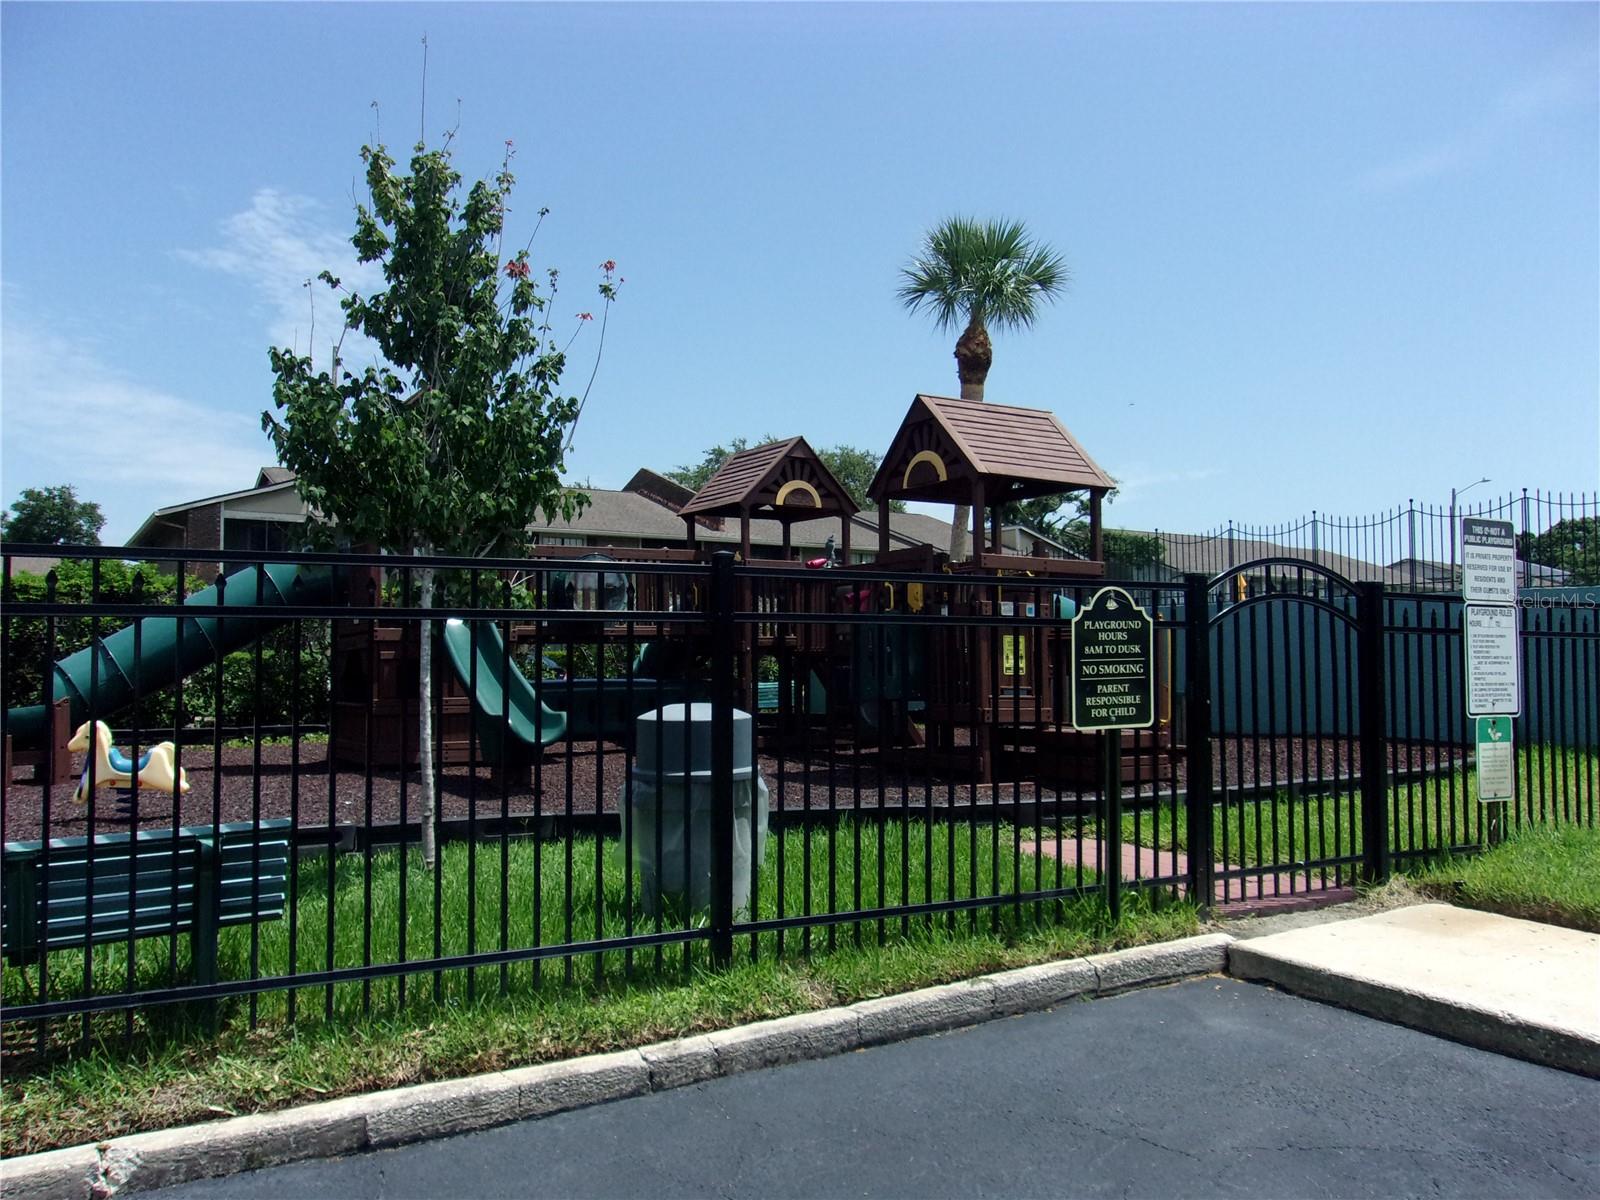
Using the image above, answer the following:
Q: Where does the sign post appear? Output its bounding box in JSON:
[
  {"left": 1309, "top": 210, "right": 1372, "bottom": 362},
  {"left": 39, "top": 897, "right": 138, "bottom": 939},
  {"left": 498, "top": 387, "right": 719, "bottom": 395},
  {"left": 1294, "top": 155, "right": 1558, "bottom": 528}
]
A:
[
  {"left": 1071, "top": 588, "right": 1156, "bottom": 921},
  {"left": 1460, "top": 516, "right": 1519, "bottom": 843}
]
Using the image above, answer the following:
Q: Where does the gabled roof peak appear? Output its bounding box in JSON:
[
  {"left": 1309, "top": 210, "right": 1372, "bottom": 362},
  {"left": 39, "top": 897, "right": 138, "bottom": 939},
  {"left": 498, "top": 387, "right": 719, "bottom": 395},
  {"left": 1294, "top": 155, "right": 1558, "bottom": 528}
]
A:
[
  {"left": 680, "top": 436, "right": 860, "bottom": 519},
  {"left": 868, "top": 393, "right": 1114, "bottom": 504}
]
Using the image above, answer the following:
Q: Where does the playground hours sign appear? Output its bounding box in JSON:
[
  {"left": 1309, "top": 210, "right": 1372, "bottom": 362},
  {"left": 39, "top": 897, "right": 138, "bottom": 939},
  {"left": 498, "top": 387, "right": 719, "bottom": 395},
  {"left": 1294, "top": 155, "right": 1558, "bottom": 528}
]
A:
[{"left": 1071, "top": 587, "right": 1155, "bottom": 731}]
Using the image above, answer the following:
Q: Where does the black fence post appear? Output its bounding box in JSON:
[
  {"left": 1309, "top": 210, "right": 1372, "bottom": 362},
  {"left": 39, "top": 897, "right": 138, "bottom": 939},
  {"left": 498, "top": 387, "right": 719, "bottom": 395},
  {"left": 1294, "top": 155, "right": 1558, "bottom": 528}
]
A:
[
  {"left": 1182, "top": 574, "right": 1214, "bottom": 912},
  {"left": 708, "top": 551, "right": 737, "bottom": 968},
  {"left": 1101, "top": 730, "right": 1122, "bottom": 923},
  {"left": 1357, "top": 581, "right": 1391, "bottom": 883}
]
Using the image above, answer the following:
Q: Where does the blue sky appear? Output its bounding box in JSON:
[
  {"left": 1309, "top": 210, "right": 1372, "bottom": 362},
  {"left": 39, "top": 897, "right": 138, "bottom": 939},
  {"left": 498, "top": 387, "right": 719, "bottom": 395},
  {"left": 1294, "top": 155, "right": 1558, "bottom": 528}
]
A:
[{"left": 3, "top": 2, "right": 1596, "bottom": 542}]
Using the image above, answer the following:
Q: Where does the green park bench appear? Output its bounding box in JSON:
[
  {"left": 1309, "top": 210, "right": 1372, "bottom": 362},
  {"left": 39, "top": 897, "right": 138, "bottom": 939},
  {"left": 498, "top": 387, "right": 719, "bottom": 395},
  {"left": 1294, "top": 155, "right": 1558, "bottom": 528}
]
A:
[{"left": 1, "top": 820, "right": 292, "bottom": 985}]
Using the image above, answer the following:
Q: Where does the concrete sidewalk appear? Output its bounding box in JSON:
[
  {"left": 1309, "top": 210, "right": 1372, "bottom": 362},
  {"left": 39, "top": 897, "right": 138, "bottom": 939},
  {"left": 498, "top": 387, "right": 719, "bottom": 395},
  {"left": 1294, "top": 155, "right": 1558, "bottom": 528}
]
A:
[{"left": 1228, "top": 902, "right": 1600, "bottom": 1076}]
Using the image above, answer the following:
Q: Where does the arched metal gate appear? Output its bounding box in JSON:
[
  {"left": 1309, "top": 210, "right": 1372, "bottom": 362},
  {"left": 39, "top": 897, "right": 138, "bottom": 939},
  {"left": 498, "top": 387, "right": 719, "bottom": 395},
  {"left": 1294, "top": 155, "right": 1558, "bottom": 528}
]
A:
[{"left": 1184, "top": 559, "right": 1388, "bottom": 906}]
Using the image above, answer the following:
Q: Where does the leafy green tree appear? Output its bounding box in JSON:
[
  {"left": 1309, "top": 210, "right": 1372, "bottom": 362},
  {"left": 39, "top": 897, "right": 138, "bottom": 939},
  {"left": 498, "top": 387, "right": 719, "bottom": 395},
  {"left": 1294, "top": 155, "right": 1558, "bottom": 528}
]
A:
[
  {"left": 666, "top": 438, "right": 903, "bottom": 512},
  {"left": 264, "top": 135, "right": 615, "bottom": 866},
  {"left": 1, "top": 484, "right": 105, "bottom": 545},
  {"left": 1001, "top": 489, "right": 1165, "bottom": 575},
  {"left": 1073, "top": 528, "right": 1165, "bottom": 575},
  {"left": 1001, "top": 494, "right": 1077, "bottom": 537},
  {"left": 897, "top": 217, "right": 1067, "bottom": 558},
  {"left": 1519, "top": 518, "right": 1599, "bottom": 586},
  {"left": 816, "top": 444, "right": 903, "bottom": 513}
]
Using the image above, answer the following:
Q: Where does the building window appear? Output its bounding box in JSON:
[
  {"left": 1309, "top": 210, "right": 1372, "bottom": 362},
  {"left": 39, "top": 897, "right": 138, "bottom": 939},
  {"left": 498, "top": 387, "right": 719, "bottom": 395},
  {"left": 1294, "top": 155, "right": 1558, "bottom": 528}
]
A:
[{"left": 223, "top": 518, "right": 292, "bottom": 553}]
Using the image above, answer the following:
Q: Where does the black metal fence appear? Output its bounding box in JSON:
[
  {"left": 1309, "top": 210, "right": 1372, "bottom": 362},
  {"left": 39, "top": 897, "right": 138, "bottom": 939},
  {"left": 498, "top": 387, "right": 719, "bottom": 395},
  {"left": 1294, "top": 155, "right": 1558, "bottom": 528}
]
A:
[
  {"left": 1113, "top": 488, "right": 1599, "bottom": 591},
  {"left": 1, "top": 543, "right": 1595, "bottom": 1051}
]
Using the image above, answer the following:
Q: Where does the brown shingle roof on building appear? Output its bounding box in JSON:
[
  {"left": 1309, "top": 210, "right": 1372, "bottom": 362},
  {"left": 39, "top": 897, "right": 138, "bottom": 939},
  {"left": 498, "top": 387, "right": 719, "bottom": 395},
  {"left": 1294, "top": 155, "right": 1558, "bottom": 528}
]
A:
[
  {"left": 1128, "top": 529, "right": 1390, "bottom": 583},
  {"left": 622, "top": 468, "right": 695, "bottom": 512},
  {"left": 529, "top": 488, "right": 943, "bottom": 554},
  {"left": 885, "top": 510, "right": 955, "bottom": 548}
]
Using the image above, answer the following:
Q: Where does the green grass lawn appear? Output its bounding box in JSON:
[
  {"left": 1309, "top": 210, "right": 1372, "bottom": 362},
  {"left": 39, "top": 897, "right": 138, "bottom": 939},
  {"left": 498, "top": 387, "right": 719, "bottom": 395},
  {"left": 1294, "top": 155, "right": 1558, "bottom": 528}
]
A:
[
  {"left": 1101, "top": 746, "right": 1597, "bottom": 871},
  {"left": 1, "top": 820, "right": 1197, "bottom": 1157},
  {"left": 1405, "top": 823, "right": 1600, "bottom": 933}
]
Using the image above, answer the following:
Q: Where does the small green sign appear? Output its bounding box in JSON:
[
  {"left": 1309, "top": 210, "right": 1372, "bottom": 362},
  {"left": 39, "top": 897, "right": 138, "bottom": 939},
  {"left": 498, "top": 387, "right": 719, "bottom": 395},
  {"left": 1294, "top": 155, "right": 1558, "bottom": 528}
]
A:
[
  {"left": 1475, "top": 715, "right": 1514, "bottom": 803},
  {"left": 1071, "top": 587, "right": 1155, "bottom": 731}
]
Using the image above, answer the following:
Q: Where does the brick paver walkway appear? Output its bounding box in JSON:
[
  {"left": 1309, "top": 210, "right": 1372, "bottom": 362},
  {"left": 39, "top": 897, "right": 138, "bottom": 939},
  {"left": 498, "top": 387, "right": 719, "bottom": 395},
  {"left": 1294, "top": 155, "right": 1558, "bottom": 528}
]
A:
[{"left": 1020, "top": 837, "right": 1357, "bottom": 915}]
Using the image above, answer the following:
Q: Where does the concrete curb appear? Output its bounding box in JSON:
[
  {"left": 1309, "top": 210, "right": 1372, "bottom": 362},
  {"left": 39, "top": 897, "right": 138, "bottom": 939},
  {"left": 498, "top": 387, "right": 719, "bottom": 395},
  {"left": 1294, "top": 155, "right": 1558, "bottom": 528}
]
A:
[
  {"left": 1228, "top": 940, "right": 1600, "bottom": 1079},
  {"left": 0, "top": 933, "right": 1232, "bottom": 1197}
]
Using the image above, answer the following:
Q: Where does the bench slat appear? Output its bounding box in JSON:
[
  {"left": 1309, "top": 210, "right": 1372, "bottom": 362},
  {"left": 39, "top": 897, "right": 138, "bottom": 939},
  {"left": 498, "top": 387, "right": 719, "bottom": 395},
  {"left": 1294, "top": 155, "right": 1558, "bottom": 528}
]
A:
[
  {"left": 35, "top": 863, "right": 202, "bottom": 892},
  {"left": 28, "top": 843, "right": 203, "bottom": 865},
  {"left": 37, "top": 922, "right": 198, "bottom": 950},
  {"left": 43, "top": 883, "right": 201, "bottom": 920}
]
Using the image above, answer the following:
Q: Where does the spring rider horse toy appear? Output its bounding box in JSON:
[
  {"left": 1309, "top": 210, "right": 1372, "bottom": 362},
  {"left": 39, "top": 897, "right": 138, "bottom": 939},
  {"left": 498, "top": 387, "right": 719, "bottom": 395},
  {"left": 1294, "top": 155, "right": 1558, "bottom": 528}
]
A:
[{"left": 68, "top": 721, "right": 190, "bottom": 804}]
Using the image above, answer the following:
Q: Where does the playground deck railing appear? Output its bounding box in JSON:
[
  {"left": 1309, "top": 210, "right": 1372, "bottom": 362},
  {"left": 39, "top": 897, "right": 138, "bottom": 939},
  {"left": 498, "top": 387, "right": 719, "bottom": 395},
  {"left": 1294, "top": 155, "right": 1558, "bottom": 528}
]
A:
[{"left": 1, "top": 542, "right": 1595, "bottom": 1048}]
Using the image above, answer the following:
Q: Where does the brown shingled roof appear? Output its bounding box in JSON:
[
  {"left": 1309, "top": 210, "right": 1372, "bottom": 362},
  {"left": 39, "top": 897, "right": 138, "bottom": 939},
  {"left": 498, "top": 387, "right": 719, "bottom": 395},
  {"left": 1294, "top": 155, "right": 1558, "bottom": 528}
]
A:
[
  {"left": 679, "top": 436, "right": 860, "bottom": 519},
  {"left": 869, "top": 394, "right": 1114, "bottom": 503},
  {"left": 623, "top": 467, "right": 695, "bottom": 512}
]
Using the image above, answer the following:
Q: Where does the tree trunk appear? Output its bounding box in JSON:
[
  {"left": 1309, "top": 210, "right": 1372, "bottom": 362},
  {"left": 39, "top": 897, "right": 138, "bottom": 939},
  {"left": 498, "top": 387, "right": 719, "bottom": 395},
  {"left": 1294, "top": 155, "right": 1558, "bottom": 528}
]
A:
[
  {"left": 948, "top": 315, "right": 990, "bottom": 560},
  {"left": 418, "top": 554, "right": 438, "bottom": 869},
  {"left": 949, "top": 505, "right": 973, "bottom": 561},
  {"left": 954, "top": 315, "right": 992, "bottom": 396}
]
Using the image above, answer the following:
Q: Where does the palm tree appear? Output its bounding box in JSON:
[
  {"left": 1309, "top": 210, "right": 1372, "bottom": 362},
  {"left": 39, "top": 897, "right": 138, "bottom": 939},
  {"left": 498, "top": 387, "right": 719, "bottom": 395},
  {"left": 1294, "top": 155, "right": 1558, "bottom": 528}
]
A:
[{"left": 898, "top": 217, "right": 1067, "bottom": 557}]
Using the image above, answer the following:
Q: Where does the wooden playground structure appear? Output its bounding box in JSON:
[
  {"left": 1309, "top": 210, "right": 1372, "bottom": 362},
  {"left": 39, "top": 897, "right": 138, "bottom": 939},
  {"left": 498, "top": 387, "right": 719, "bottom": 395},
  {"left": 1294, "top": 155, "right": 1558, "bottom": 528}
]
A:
[{"left": 321, "top": 395, "right": 1179, "bottom": 788}]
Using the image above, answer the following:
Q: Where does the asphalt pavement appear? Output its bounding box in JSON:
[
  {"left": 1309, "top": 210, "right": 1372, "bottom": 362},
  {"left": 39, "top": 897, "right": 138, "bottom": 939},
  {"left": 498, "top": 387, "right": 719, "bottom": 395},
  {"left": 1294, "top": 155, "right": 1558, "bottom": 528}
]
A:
[{"left": 154, "top": 978, "right": 1599, "bottom": 1200}]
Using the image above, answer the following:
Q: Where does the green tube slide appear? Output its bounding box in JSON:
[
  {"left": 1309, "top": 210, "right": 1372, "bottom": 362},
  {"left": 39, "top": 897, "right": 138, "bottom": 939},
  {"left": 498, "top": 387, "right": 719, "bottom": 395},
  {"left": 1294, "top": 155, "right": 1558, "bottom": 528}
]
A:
[
  {"left": 439, "top": 619, "right": 568, "bottom": 761},
  {"left": 6, "top": 562, "right": 336, "bottom": 739}
]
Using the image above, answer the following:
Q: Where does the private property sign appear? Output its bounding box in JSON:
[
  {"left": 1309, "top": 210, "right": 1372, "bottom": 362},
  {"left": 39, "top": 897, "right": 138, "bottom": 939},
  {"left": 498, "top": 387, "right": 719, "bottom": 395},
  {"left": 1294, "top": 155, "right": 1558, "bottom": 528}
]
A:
[
  {"left": 1461, "top": 517, "right": 1517, "bottom": 604},
  {"left": 1071, "top": 587, "right": 1154, "bottom": 731}
]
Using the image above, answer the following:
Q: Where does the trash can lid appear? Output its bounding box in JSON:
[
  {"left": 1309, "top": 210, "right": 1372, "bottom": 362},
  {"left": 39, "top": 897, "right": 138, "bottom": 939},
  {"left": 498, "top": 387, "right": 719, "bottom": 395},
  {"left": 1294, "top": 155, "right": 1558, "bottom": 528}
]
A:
[{"left": 632, "top": 703, "right": 755, "bottom": 780}]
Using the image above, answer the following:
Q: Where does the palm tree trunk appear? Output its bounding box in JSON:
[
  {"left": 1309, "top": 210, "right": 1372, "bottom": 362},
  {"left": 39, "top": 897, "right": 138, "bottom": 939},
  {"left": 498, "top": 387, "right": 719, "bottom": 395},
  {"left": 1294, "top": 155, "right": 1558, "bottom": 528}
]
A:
[
  {"left": 418, "top": 552, "right": 437, "bottom": 869},
  {"left": 949, "top": 316, "right": 991, "bottom": 560},
  {"left": 954, "top": 317, "right": 992, "bottom": 394},
  {"left": 949, "top": 504, "right": 973, "bottom": 561}
]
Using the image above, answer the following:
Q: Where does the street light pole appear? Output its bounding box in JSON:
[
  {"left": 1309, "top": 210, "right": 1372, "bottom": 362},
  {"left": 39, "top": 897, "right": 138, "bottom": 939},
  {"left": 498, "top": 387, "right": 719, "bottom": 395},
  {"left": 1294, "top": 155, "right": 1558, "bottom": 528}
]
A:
[{"left": 1449, "top": 477, "right": 1491, "bottom": 589}]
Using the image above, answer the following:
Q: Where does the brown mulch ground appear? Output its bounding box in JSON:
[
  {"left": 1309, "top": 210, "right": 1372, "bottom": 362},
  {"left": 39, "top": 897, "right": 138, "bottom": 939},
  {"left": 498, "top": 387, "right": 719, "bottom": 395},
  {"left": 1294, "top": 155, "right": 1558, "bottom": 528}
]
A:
[{"left": 2, "top": 734, "right": 1465, "bottom": 843}]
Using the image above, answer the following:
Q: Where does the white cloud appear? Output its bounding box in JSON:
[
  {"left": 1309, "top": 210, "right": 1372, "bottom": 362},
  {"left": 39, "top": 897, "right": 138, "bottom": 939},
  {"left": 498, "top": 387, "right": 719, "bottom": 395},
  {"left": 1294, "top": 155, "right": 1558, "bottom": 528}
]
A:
[
  {"left": 180, "top": 189, "right": 385, "bottom": 370},
  {"left": 1357, "top": 50, "right": 1596, "bottom": 194},
  {"left": 0, "top": 317, "right": 269, "bottom": 541},
  {"left": 1109, "top": 466, "right": 1223, "bottom": 508}
]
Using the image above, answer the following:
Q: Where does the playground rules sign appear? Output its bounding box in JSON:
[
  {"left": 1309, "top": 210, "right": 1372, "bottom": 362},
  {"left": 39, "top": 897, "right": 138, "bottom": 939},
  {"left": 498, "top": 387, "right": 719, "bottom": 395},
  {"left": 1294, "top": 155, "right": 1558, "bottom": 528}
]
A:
[
  {"left": 1465, "top": 603, "right": 1521, "bottom": 717},
  {"left": 1071, "top": 587, "right": 1155, "bottom": 731}
]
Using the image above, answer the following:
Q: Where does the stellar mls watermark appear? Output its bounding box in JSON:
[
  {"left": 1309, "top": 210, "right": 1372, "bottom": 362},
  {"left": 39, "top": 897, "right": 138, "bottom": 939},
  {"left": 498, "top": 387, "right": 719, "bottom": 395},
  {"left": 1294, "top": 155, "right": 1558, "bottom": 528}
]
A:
[{"left": 1514, "top": 593, "right": 1597, "bottom": 611}]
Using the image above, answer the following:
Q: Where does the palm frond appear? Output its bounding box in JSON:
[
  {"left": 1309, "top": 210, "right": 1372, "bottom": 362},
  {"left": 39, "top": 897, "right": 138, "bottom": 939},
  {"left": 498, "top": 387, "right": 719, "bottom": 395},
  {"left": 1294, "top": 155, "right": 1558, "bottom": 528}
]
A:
[{"left": 897, "top": 216, "right": 1068, "bottom": 334}]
